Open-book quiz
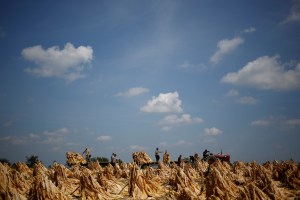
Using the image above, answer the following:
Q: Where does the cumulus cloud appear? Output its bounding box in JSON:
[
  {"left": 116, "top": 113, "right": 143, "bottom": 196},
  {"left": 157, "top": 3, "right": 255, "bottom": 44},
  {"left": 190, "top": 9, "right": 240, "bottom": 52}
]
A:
[
  {"left": 203, "top": 127, "right": 222, "bottom": 136},
  {"left": 40, "top": 127, "right": 70, "bottom": 145},
  {"left": 97, "top": 135, "right": 112, "bottom": 141},
  {"left": 282, "top": 0, "right": 300, "bottom": 23},
  {"left": 251, "top": 117, "right": 300, "bottom": 129},
  {"left": 251, "top": 120, "right": 272, "bottom": 127},
  {"left": 226, "top": 89, "right": 239, "bottom": 97},
  {"left": 0, "top": 127, "right": 73, "bottom": 147},
  {"left": 236, "top": 96, "right": 258, "bottom": 105},
  {"left": 29, "top": 133, "right": 40, "bottom": 140},
  {"left": 179, "top": 61, "right": 207, "bottom": 71},
  {"left": 160, "top": 114, "right": 203, "bottom": 126},
  {"left": 282, "top": 118, "right": 300, "bottom": 128},
  {"left": 244, "top": 27, "right": 256, "bottom": 33},
  {"left": 210, "top": 37, "right": 244, "bottom": 64},
  {"left": 221, "top": 56, "right": 300, "bottom": 91},
  {"left": 171, "top": 140, "right": 192, "bottom": 147},
  {"left": 129, "top": 145, "right": 145, "bottom": 151},
  {"left": 140, "top": 92, "right": 183, "bottom": 113},
  {"left": 160, "top": 114, "right": 203, "bottom": 131},
  {"left": 0, "top": 136, "right": 27, "bottom": 145},
  {"left": 226, "top": 89, "right": 258, "bottom": 105},
  {"left": 115, "top": 87, "right": 149, "bottom": 97},
  {"left": 22, "top": 43, "right": 93, "bottom": 82}
]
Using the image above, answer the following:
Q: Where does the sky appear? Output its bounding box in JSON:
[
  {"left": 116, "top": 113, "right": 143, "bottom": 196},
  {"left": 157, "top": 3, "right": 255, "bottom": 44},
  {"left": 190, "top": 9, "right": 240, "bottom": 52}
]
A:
[{"left": 0, "top": 0, "right": 300, "bottom": 166}]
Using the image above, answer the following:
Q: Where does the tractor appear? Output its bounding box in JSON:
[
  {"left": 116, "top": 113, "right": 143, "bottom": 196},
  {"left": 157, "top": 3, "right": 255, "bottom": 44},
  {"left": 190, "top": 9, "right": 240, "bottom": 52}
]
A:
[{"left": 202, "top": 150, "right": 230, "bottom": 164}]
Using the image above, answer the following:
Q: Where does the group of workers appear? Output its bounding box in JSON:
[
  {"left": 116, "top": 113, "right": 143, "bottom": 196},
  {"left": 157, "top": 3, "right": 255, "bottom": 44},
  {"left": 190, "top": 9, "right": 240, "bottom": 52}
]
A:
[
  {"left": 82, "top": 146, "right": 118, "bottom": 166},
  {"left": 155, "top": 147, "right": 201, "bottom": 166},
  {"left": 82, "top": 146, "right": 210, "bottom": 166}
]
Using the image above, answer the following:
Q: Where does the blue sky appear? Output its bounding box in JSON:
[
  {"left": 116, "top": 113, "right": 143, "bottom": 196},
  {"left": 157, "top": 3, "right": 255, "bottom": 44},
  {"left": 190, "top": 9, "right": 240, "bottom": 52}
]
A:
[{"left": 1, "top": 0, "right": 300, "bottom": 165}]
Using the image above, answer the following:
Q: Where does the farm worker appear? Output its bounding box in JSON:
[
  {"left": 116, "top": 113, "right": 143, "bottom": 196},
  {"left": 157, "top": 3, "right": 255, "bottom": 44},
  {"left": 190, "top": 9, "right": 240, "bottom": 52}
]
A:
[
  {"left": 203, "top": 149, "right": 210, "bottom": 160},
  {"left": 82, "top": 146, "right": 91, "bottom": 162},
  {"left": 111, "top": 153, "right": 117, "bottom": 166},
  {"left": 194, "top": 153, "right": 199, "bottom": 161},
  {"left": 177, "top": 155, "right": 182, "bottom": 166},
  {"left": 155, "top": 147, "right": 162, "bottom": 162},
  {"left": 190, "top": 155, "right": 195, "bottom": 167},
  {"left": 163, "top": 150, "right": 170, "bottom": 166}
]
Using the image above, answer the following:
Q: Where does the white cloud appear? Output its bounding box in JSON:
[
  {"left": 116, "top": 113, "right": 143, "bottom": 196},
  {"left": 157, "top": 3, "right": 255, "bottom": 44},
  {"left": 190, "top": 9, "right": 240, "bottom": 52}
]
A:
[
  {"left": 29, "top": 133, "right": 40, "bottom": 140},
  {"left": 160, "top": 114, "right": 203, "bottom": 131},
  {"left": 251, "top": 117, "right": 300, "bottom": 129},
  {"left": 161, "top": 126, "right": 172, "bottom": 131},
  {"left": 97, "top": 135, "right": 112, "bottom": 141},
  {"left": 140, "top": 91, "right": 183, "bottom": 113},
  {"left": 251, "top": 120, "right": 272, "bottom": 127},
  {"left": 0, "top": 136, "right": 27, "bottom": 145},
  {"left": 171, "top": 140, "right": 192, "bottom": 147},
  {"left": 210, "top": 37, "right": 244, "bottom": 64},
  {"left": 221, "top": 56, "right": 300, "bottom": 91},
  {"left": 283, "top": 0, "right": 300, "bottom": 23},
  {"left": 244, "top": 27, "right": 256, "bottom": 33},
  {"left": 179, "top": 61, "right": 207, "bottom": 70},
  {"left": 283, "top": 118, "right": 300, "bottom": 128},
  {"left": 115, "top": 87, "right": 149, "bottom": 97},
  {"left": 129, "top": 145, "right": 145, "bottom": 151},
  {"left": 40, "top": 127, "right": 70, "bottom": 145},
  {"left": 226, "top": 89, "right": 239, "bottom": 97},
  {"left": 203, "top": 127, "right": 222, "bottom": 136},
  {"left": 236, "top": 96, "right": 258, "bottom": 105},
  {"left": 22, "top": 42, "right": 93, "bottom": 82}
]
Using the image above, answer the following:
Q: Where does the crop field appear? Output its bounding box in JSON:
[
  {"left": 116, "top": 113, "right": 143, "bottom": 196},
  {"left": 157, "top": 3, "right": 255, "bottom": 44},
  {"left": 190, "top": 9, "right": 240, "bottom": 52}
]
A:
[{"left": 1, "top": 152, "right": 300, "bottom": 199}]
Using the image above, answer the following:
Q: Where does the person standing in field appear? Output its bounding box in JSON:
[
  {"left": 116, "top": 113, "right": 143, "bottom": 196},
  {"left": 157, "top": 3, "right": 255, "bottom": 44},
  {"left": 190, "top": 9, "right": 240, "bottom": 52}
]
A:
[
  {"left": 177, "top": 155, "right": 182, "bottom": 166},
  {"left": 82, "top": 146, "right": 91, "bottom": 162},
  {"left": 155, "top": 147, "right": 162, "bottom": 162},
  {"left": 163, "top": 150, "right": 171, "bottom": 166},
  {"left": 111, "top": 153, "right": 117, "bottom": 166}
]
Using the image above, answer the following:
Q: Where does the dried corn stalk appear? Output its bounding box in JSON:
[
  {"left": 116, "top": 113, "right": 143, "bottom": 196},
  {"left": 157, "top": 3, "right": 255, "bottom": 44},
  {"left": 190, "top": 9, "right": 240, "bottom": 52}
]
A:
[
  {"left": 128, "top": 163, "right": 160, "bottom": 199},
  {"left": 66, "top": 151, "right": 87, "bottom": 166},
  {"left": 1, "top": 156, "right": 300, "bottom": 199},
  {"left": 132, "top": 151, "right": 153, "bottom": 165}
]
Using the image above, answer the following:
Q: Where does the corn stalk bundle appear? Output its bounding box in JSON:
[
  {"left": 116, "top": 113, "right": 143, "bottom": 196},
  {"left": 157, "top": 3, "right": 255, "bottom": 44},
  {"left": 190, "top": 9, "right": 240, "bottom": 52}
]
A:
[
  {"left": 51, "top": 163, "right": 80, "bottom": 196},
  {"left": 156, "top": 162, "right": 175, "bottom": 186},
  {"left": 0, "top": 163, "right": 28, "bottom": 200},
  {"left": 66, "top": 151, "right": 87, "bottom": 166},
  {"left": 119, "top": 162, "right": 129, "bottom": 178},
  {"left": 132, "top": 151, "right": 153, "bottom": 165},
  {"left": 1, "top": 158, "right": 300, "bottom": 199},
  {"left": 96, "top": 173, "right": 127, "bottom": 196},
  {"left": 205, "top": 161, "right": 238, "bottom": 199},
  {"left": 128, "top": 163, "right": 160, "bottom": 199},
  {"left": 194, "top": 159, "right": 209, "bottom": 174},
  {"left": 29, "top": 164, "right": 69, "bottom": 200},
  {"left": 173, "top": 167, "right": 202, "bottom": 199},
  {"left": 16, "top": 162, "right": 33, "bottom": 177},
  {"left": 113, "top": 163, "right": 123, "bottom": 179},
  {"left": 79, "top": 168, "right": 123, "bottom": 199},
  {"left": 103, "top": 164, "right": 115, "bottom": 180},
  {"left": 272, "top": 160, "right": 300, "bottom": 190},
  {"left": 87, "top": 161, "right": 102, "bottom": 172}
]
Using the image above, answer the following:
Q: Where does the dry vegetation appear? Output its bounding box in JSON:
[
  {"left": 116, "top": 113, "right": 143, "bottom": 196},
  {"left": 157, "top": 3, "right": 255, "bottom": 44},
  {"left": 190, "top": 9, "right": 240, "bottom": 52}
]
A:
[{"left": 1, "top": 151, "right": 300, "bottom": 200}]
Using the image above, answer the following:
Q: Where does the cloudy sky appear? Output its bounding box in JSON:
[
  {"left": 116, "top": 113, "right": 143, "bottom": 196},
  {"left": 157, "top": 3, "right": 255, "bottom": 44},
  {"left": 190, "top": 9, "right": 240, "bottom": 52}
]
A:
[{"left": 1, "top": 0, "right": 300, "bottom": 165}]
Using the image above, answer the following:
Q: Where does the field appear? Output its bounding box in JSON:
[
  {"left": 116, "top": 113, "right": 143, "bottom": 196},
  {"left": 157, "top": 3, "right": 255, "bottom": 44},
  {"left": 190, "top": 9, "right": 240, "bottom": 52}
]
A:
[{"left": 1, "top": 154, "right": 300, "bottom": 199}]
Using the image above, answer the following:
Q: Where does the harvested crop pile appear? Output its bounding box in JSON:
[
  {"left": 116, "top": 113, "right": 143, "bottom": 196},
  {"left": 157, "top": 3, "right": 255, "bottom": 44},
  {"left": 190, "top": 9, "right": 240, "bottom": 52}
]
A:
[
  {"left": 66, "top": 151, "right": 87, "bottom": 166},
  {"left": 1, "top": 158, "right": 300, "bottom": 199},
  {"left": 132, "top": 151, "right": 152, "bottom": 165}
]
